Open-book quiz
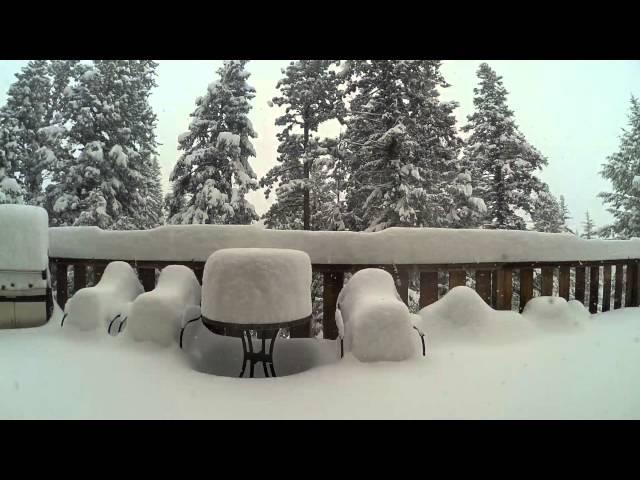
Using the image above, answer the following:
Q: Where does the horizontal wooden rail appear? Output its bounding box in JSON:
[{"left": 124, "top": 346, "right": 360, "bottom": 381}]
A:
[{"left": 50, "top": 257, "right": 640, "bottom": 339}]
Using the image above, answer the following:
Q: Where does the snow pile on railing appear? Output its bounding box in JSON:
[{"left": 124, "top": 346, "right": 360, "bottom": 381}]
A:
[{"left": 48, "top": 225, "right": 640, "bottom": 265}]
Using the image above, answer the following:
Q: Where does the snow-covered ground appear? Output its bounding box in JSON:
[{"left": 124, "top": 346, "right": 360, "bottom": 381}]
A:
[{"left": 1, "top": 300, "right": 639, "bottom": 419}]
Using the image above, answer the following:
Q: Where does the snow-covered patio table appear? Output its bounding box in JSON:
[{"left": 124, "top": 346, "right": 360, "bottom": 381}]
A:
[{"left": 182, "top": 248, "right": 313, "bottom": 378}]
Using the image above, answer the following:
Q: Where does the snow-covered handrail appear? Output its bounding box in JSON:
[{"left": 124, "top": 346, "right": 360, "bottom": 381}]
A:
[{"left": 49, "top": 225, "right": 640, "bottom": 265}]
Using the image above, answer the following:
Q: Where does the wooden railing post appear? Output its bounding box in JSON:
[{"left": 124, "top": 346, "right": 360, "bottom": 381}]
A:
[
  {"left": 614, "top": 263, "right": 624, "bottom": 309},
  {"left": 475, "top": 270, "right": 492, "bottom": 305},
  {"left": 589, "top": 265, "right": 600, "bottom": 313},
  {"left": 519, "top": 268, "right": 533, "bottom": 312},
  {"left": 419, "top": 271, "right": 439, "bottom": 309},
  {"left": 139, "top": 268, "right": 156, "bottom": 292},
  {"left": 496, "top": 268, "right": 512, "bottom": 310},
  {"left": 602, "top": 265, "right": 612, "bottom": 312},
  {"left": 627, "top": 261, "right": 639, "bottom": 307},
  {"left": 320, "top": 271, "right": 344, "bottom": 340},
  {"left": 56, "top": 262, "right": 68, "bottom": 309},
  {"left": 73, "top": 264, "right": 86, "bottom": 294},
  {"left": 575, "top": 266, "right": 586, "bottom": 305},
  {"left": 559, "top": 266, "right": 570, "bottom": 300},
  {"left": 449, "top": 270, "right": 466, "bottom": 290},
  {"left": 541, "top": 267, "right": 554, "bottom": 296}
]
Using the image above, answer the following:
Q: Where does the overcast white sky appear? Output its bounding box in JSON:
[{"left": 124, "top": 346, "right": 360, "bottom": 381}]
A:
[{"left": 1, "top": 60, "right": 638, "bottom": 232}]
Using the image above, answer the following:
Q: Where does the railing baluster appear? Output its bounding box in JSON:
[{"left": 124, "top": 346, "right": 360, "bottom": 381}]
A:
[
  {"left": 559, "top": 266, "right": 570, "bottom": 300},
  {"left": 320, "top": 271, "right": 344, "bottom": 340},
  {"left": 476, "top": 270, "right": 492, "bottom": 305},
  {"left": 449, "top": 270, "right": 466, "bottom": 290},
  {"left": 541, "top": 267, "right": 554, "bottom": 296},
  {"left": 519, "top": 268, "right": 533, "bottom": 312},
  {"left": 602, "top": 265, "right": 611, "bottom": 312},
  {"left": 589, "top": 265, "right": 600, "bottom": 313},
  {"left": 614, "top": 263, "right": 624, "bottom": 309},
  {"left": 419, "top": 271, "right": 439, "bottom": 309},
  {"left": 56, "top": 262, "right": 68, "bottom": 310},
  {"left": 73, "top": 264, "right": 86, "bottom": 294},
  {"left": 627, "top": 261, "right": 639, "bottom": 307},
  {"left": 496, "top": 268, "right": 512, "bottom": 310},
  {"left": 575, "top": 266, "right": 586, "bottom": 305}
]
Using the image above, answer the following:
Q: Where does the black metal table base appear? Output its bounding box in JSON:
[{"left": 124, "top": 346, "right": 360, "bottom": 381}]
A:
[{"left": 240, "top": 329, "right": 279, "bottom": 378}]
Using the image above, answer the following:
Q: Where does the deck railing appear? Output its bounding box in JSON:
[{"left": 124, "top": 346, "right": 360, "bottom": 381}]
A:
[{"left": 48, "top": 256, "right": 640, "bottom": 339}]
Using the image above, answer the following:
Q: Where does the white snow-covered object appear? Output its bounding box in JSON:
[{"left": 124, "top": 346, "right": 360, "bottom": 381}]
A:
[
  {"left": 63, "top": 261, "right": 143, "bottom": 331},
  {"left": 127, "top": 265, "right": 201, "bottom": 347},
  {"left": 49, "top": 225, "right": 640, "bottom": 265},
  {"left": 417, "top": 286, "right": 531, "bottom": 344},
  {"left": 337, "top": 268, "right": 418, "bottom": 362},
  {"left": 522, "top": 296, "right": 589, "bottom": 332},
  {"left": 0, "top": 205, "right": 51, "bottom": 328},
  {"left": 201, "top": 248, "right": 311, "bottom": 325}
]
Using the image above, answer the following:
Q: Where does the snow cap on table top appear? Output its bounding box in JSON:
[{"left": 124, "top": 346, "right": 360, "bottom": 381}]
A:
[
  {"left": 0, "top": 204, "right": 49, "bottom": 271},
  {"left": 522, "top": 296, "right": 590, "bottom": 332},
  {"left": 63, "top": 261, "right": 143, "bottom": 332},
  {"left": 49, "top": 225, "right": 640, "bottom": 265},
  {"left": 201, "top": 248, "right": 311, "bottom": 325},
  {"left": 127, "top": 265, "right": 201, "bottom": 347}
]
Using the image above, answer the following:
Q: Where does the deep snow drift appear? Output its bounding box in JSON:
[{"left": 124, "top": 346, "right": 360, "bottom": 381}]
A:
[{"left": 1, "top": 297, "right": 639, "bottom": 419}]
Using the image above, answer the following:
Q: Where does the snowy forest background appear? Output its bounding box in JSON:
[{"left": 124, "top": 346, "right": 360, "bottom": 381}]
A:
[{"left": 0, "top": 60, "right": 638, "bottom": 325}]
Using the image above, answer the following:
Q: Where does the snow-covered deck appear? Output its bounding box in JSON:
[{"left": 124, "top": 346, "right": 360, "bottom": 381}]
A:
[{"left": 2, "top": 305, "right": 639, "bottom": 419}]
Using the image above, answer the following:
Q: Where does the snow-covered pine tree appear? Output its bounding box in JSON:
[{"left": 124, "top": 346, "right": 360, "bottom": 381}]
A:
[
  {"left": 0, "top": 111, "right": 24, "bottom": 204},
  {"left": 0, "top": 60, "right": 54, "bottom": 206},
  {"left": 341, "top": 60, "right": 483, "bottom": 231},
  {"left": 167, "top": 60, "right": 259, "bottom": 225},
  {"left": 261, "top": 134, "right": 346, "bottom": 230},
  {"left": 558, "top": 195, "right": 573, "bottom": 233},
  {"left": 599, "top": 95, "right": 640, "bottom": 239},
  {"left": 261, "top": 60, "right": 345, "bottom": 230},
  {"left": 581, "top": 211, "right": 596, "bottom": 239},
  {"left": 46, "top": 61, "right": 161, "bottom": 229},
  {"left": 532, "top": 186, "right": 564, "bottom": 233},
  {"left": 461, "top": 63, "right": 548, "bottom": 230}
]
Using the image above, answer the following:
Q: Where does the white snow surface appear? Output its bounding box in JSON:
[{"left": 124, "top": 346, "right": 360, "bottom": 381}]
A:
[
  {"left": 201, "top": 248, "right": 311, "bottom": 324},
  {"left": 337, "top": 269, "right": 419, "bottom": 362},
  {"left": 0, "top": 205, "right": 49, "bottom": 272},
  {"left": 127, "top": 265, "right": 201, "bottom": 347},
  {"left": 63, "top": 262, "right": 143, "bottom": 332},
  {"left": 49, "top": 225, "right": 640, "bottom": 265},
  {"left": 1, "top": 302, "right": 639, "bottom": 419}
]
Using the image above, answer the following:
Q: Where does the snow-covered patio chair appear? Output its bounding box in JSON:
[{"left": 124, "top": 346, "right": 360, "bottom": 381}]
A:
[
  {"left": 335, "top": 268, "right": 426, "bottom": 362},
  {"left": 125, "top": 265, "right": 201, "bottom": 346},
  {"left": 61, "top": 261, "right": 143, "bottom": 332},
  {"left": 0, "top": 205, "right": 53, "bottom": 329},
  {"left": 180, "top": 248, "right": 313, "bottom": 378}
]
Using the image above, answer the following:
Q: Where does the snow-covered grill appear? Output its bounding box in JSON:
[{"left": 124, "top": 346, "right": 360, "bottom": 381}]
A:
[
  {"left": 181, "top": 248, "right": 313, "bottom": 378},
  {"left": 0, "top": 205, "right": 53, "bottom": 328}
]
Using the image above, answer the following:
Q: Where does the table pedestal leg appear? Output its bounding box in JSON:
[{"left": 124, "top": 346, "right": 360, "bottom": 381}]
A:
[{"left": 239, "top": 329, "right": 279, "bottom": 378}]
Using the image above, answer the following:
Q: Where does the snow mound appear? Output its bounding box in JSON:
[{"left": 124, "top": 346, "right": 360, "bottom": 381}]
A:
[
  {"left": 337, "top": 269, "right": 418, "bottom": 362},
  {"left": 127, "top": 265, "right": 201, "bottom": 347},
  {"left": 522, "top": 296, "right": 589, "bottom": 332},
  {"left": 63, "top": 261, "right": 143, "bottom": 332},
  {"left": 0, "top": 204, "right": 48, "bottom": 272},
  {"left": 202, "top": 248, "right": 311, "bottom": 325},
  {"left": 417, "top": 286, "right": 531, "bottom": 344}
]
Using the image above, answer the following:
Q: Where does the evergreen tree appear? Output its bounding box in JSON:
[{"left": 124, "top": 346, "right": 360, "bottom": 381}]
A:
[
  {"left": 167, "top": 60, "right": 259, "bottom": 225},
  {"left": 341, "top": 60, "right": 483, "bottom": 231},
  {"left": 0, "top": 110, "right": 23, "bottom": 204},
  {"left": 532, "top": 186, "right": 563, "bottom": 233},
  {"left": 261, "top": 60, "right": 344, "bottom": 230},
  {"left": 0, "top": 60, "right": 54, "bottom": 205},
  {"left": 599, "top": 95, "right": 640, "bottom": 238},
  {"left": 262, "top": 135, "right": 345, "bottom": 230},
  {"left": 581, "top": 211, "right": 596, "bottom": 239},
  {"left": 461, "top": 63, "right": 548, "bottom": 230},
  {"left": 558, "top": 195, "right": 573, "bottom": 233},
  {"left": 45, "top": 61, "right": 162, "bottom": 229}
]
